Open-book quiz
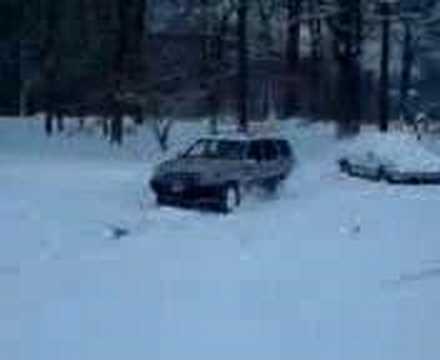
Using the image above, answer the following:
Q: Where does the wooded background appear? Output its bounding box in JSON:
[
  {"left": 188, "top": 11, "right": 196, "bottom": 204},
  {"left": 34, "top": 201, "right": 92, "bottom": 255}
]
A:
[{"left": 2, "top": 0, "right": 440, "bottom": 142}]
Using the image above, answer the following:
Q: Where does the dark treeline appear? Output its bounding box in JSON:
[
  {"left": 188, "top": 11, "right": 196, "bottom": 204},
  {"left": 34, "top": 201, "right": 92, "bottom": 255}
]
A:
[
  {"left": 20, "top": 0, "right": 148, "bottom": 143},
  {"left": 2, "top": 0, "right": 440, "bottom": 143},
  {"left": 0, "top": 0, "right": 21, "bottom": 115}
]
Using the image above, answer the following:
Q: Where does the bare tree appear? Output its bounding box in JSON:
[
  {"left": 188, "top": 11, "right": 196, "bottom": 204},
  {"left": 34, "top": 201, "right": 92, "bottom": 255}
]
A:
[
  {"left": 286, "top": 0, "right": 303, "bottom": 67},
  {"left": 40, "top": 0, "right": 62, "bottom": 136},
  {"left": 237, "top": 0, "right": 249, "bottom": 132},
  {"left": 109, "top": 0, "right": 147, "bottom": 145}
]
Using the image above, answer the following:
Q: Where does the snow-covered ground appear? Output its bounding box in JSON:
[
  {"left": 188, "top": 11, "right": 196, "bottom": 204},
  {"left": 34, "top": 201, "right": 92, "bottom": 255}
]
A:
[{"left": 2, "top": 117, "right": 440, "bottom": 360}]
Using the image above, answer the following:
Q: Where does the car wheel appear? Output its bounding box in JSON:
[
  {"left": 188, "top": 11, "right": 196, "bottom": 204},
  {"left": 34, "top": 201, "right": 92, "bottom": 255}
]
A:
[
  {"left": 156, "top": 194, "right": 168, "bottom": 206},
  {"left": 339, "top": 159, "right": 352, "bottom": 175},
  {"left": 220, "top": 183, "right": 240, "bottom": 213},
  {"left": 263, "top": 177, "right": 281, "bottom": 194},
  {"left": 377, "top": 166, "right": 386, "bottom": 181},
  {"left": 384, "top": 175, "right": 392, "bottom": 184}
]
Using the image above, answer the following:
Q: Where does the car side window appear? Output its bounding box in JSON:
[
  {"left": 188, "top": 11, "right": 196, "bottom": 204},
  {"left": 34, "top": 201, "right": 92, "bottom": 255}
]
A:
[
  {"left": 247, "top": 141, "right": 263, "bottom": 162},
  {"left": 261, "top": 140, "right": 279, "bottom": 161}
]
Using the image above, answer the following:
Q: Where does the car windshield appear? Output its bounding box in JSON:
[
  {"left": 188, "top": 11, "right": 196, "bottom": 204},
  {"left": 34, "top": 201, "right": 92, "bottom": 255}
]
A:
[{"left": 184, "top": 139, "right": 245, "bottom": 160}]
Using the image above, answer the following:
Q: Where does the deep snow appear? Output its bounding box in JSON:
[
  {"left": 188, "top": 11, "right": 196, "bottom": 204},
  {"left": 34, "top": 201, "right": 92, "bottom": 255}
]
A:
[{"left": 2, "top": 117, "right": 440, "bottom": 360}]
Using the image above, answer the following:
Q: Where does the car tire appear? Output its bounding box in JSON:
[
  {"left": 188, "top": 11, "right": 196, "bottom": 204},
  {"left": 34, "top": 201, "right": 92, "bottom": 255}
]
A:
[
  {"left": 339, "top": 159, "right": 351, "bottom": 175},
  {"left": 156, "top": 194, "right": 168, "bottom": 206},
  {"left": 384, "top": 174, "right": 393, "bottom": 184},
  {"left": 219, "top": 183, "right": 241, "bottom": 214},
  {"left": 377, "top": 166, "right": 386, "bottom": 181},
  {"left": 263, "top": 177, "right": 281, "bottom": 194}
]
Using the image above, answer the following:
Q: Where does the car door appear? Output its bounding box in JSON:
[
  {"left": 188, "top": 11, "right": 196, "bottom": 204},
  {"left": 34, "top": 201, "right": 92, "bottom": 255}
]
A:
[
  {"left": 276, "top": 140, "right": 294, "bottom": 177},
  {"left": 243, "top": 140, "right": 265, "bottom": 185},
  {"left": 260, "top": 140, "right": 280, "bottom": 180}
]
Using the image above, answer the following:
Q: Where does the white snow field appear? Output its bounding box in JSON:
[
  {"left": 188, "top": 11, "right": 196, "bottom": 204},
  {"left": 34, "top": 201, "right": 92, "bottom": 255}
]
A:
[{"left": 2, "top": 117, "right": 440, "bottom": 360}]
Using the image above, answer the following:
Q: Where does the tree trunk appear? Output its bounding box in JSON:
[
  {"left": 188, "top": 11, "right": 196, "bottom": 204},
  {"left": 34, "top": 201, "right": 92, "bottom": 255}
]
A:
[
  {"left": 41, "top": 0, "right": 60, "bottom": 136},
  {"left": 134, "top": 106, "right": 144, "bottom": 125},
  {"left": 200, "top": 0, "right": 210, "bottom": 73},
  {"left": 20, "top": 80, "right": 30, "bottom": 117},
  {"left": 56, "top": 110, "right": 64, "bottom": 132},
  {"left": 45, "top": 112, "right": 53, "bottom": 135},
  {"left": 354, "top": 0, "right": 362, "bottom": 57},
  {"left": 102, "top": 117, "right": 109, "bottom": 137},
  {"left": 379, "top": 2, "right": 391, "bottom": 133},
  {"left": 286, "top": 0, "right": 302, "bottom": 68},
  {"left": 237, "top": 0, "right": 249, "bottom": 132},
  {"left": 108, "top": 0, "right": 147, "bottom": 144},
  {"left": 400, "top": 22, "right": 414, "bottom": 123},
  {"left": 110, "top": 98, "right": 123, "bottom": 145},
  {"left": 209, "top": 78, "right": 220, "bottom": 135},
  {"left": 337, "top": 59, "right": 361, "bottom": 137},
  {"left": 308, "top": 0, "right": 322, "bottom": 60},
  {"left": 110, "top": 0, "right": 126, "bottom": 145}
]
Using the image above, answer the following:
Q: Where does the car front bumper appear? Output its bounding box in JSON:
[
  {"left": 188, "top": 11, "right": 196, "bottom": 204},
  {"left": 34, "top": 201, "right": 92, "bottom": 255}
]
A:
[{"left": 150, "top": 179, "right": 223, "bottom": 206}]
